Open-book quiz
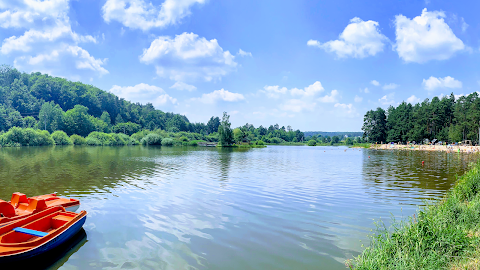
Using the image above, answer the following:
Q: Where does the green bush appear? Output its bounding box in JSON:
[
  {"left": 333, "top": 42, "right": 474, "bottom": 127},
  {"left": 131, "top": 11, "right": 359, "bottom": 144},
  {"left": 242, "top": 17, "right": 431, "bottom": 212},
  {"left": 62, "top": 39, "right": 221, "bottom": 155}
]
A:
[
  {"left": 255, "top": 140, "right": 265, "bottom": 145},
  {"left": 161, "top": 138, "right": 174, "bottom": 146},
  {"left": 269, "top": 137, "right": 284, "bottom": 144},
  {"left": 141, "top": 133, "right": 163, "bottom": 145},
  {"left": 85, "top": 132, "right": 126, "bottom": 146},
  {"left": 70, "top": 134, "right": 85, "bottom": 145},
  {"left": 51, "top": 131, "right": 72, "bottom": 145},
  {"left": 179, "top": 136, "right": 189, "bottom": 142},
  {"left": 131, "top": 130, "right": 151, "bottom": 142},
  {"left": 0, "top": 127, "right": 54, "bottom": 147},
  {"left": 307, "top": 140, "right": 317, "bottom": 146},
  {"left": 118, "top": 133, "right": 138, "bottom": 145}
]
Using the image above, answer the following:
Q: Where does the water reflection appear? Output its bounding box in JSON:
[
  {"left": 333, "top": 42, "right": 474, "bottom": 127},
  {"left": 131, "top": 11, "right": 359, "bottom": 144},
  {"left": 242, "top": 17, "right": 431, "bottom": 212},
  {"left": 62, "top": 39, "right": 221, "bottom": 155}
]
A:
[{"left": 0, "top": 146, "right": 477, "bottom": 270}]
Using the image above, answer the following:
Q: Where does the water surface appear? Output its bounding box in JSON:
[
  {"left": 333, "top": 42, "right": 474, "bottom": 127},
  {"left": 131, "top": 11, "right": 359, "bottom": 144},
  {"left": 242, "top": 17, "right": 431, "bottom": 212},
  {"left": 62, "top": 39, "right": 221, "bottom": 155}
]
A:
[{"left": 0, "top": 146, "right": 477, "bottom": 269}]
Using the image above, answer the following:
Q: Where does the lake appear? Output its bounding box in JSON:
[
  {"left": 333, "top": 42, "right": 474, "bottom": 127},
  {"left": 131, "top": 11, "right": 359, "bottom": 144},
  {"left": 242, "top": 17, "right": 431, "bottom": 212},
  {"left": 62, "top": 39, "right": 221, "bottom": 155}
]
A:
[{"left": 0, "top": 145, "right": 478, "bottom": 269}]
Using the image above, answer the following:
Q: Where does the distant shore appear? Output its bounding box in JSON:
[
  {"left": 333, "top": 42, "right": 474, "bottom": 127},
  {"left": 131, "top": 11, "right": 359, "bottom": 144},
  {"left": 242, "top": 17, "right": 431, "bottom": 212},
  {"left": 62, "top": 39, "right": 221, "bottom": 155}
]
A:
[{"left": 376, "top": 143, "right": 480, "bottom": 153}]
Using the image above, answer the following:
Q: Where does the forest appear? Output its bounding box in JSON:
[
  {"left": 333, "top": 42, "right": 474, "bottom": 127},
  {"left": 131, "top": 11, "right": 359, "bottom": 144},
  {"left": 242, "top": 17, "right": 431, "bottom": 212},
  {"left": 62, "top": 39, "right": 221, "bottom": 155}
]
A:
[
  {"left": 362, "top": 93, "right": 480, "bottom": 144},
  {"left": 0, "top": 65, "right": 304, "bottom": 146}
]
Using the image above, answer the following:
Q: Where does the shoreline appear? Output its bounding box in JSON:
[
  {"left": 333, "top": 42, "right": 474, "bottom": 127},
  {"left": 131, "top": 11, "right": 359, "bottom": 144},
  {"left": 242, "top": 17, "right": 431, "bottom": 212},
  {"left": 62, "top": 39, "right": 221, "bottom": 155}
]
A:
[{"left": 374, "top": 144, "right": 480, "bottom": 153}]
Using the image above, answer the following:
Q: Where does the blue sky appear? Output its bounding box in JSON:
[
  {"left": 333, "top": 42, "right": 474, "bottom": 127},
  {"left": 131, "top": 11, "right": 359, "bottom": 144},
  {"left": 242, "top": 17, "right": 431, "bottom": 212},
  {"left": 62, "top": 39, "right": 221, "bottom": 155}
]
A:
[{"left": 0, "top": 0, "right": 478, "bottom": 131}]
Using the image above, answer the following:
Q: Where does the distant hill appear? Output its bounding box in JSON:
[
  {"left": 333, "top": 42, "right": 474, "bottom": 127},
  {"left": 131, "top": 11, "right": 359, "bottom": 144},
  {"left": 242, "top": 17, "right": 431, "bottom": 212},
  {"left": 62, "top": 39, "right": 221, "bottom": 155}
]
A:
[{"left": 304, "top": 131, "right": 363, "bottom": 138}]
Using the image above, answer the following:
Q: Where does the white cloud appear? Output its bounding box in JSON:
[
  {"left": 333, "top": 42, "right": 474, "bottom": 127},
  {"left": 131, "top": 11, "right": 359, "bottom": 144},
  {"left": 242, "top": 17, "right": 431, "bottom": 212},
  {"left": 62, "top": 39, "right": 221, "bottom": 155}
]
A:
[
  {"left": 382, "top": 83, "right": 399, "bottom": 90},
  {"left": 0, "top": 0, "right": 107, "bottom": 79},
  {"left": 290, "top": 81, "right": 324, "bottom": 97},
  {"left": 237, "top": 49, "right": 252, "bottom": 57},
  {"left": 170, "top": 81, "right": 197, "bottom": 91},
  {"left": 334, "top": 103, "right": 356, "bottom": 116},
  {"left": 308, "top": 17, "right": 388, "bottom": 58},
  {"left": 360, "top": 87, "right": 370, "bottom": 93},
  {"left": 193, "top": 89, "right": 244, "bottom": 104},
  {"left": 280, "top": 99, "right": 316, "bottom": 113},
  {"left": 102, "top": 0, "right": 205, "bottom": 31},
  {"left": 406, "top": 95, "right": 421, "bottom": 104},
  {"left": 371, "top": 80, "right": 380, "bottom": 86},
  {"left": 422, "top": 76, "right": 462, "bottom": 91},
  {"left": 394, "top": 8, "right": 465, "bottom": 63},
  {"left": 461, "top": 18, "right": 468, "bottom": 32},
  {"left": 260, "top": 85, "right": 288, "bottom": 99},
  {"left": 318, "top": 90, "right": 340, "bottom": 103},
  {"left": 140, "top": 32, "right": 237, "bottom": 82},
  {"left": 379, "top": 93, "right": 396, "bottom": 105},
  {"left": 109, "top": 83, "right": 177, "bottom": 106},
  {"left": 354, "top": 95, "right": 363, "bottom": 102}
]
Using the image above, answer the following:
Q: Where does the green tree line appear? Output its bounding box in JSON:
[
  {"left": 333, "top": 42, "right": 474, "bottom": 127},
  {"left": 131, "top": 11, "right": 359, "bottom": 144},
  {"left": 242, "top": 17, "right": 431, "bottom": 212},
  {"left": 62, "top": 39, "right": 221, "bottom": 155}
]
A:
[
  {"left": 0, "top": 65, "right": 304, "bottom": 146},
  {"left": 362, "top": 93, "right": 480, "bottom": 143}
]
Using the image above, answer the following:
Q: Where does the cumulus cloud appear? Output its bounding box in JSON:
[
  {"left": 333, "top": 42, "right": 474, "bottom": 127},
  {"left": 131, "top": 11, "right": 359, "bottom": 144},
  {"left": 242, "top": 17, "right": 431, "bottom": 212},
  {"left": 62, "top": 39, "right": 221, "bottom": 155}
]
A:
[
  {"left": 354, "top": 95, "right": 363, "bottom": 102},
  {"left": 260, "top": 85, "right": 288, "bottom": 99},
  {"left": 237, "top": 49, "right": 252, "bottom": 57},
  {"left": 280, "top": 99, "right": 316, "bottom": 113},
  {"left": 102, "top": 0, "right": 205, "bottom": 31},
  {"left": 0, "top": 0, "right": 107, "bottom": 79},
  {"left": 394, "top": 9, "right": 465, "bottom": 63},
  {"left": 308, "top": 17, "right": 388, "bottom": 58},
  {"left": 290, "top": 81, "right": 324, "bottom": 97},
  {"left": 360, "top": 87, "right": 370, "bottom": 94},
  {"left": 192, "top": 89, "right": 244, "bottom": 104},
  {"left": 140, "top": 32, "right": 237, "bottom": 82},
  {"left": 318, "top": 90, "right": 340, "bottom": 103},
  {"left": 379, "top": 93, "right": 396, "bottom": 105},
  {"left": 170, "top": 81, "right": 197, "bottom": 91},
  {"left": 406, "top": 95, "right": 421, "bottom": 104},
  {"left": 334, "top": 103, "right": 356, "bottom": 116},
  {"left": 383, "top": 83, "right": 399, "bottom": 90},
  {"left": 109, "top": 83, "right": 177, "bottom": 106},
  {"left": 422, "top": 76, "right": 462, "bottom": 91},
  {"left": 371, "top": 80, "right": 380, "bottom": 86}
]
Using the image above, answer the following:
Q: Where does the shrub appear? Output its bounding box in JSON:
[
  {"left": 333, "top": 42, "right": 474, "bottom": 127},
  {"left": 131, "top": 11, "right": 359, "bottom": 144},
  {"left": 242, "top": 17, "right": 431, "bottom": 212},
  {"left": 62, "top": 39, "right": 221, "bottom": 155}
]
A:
[
  {"left": 255, "top": 140, "right": 265, "bottom": 145},
  {"left": 70, "top": 134, "right": 85, "bottom": 145},
  {"left": 118, "top": 133, "right": 138, "bottom": 145},
  {"left": 85, "top": 132, "right": 126, "bottom": 146},
  {"left": 141, "top": 133, "right": 163, "bottom": 145},
  {"left": 0, "top": 127, "right": 54, "bottom": 147},
  {"left": 179, "top": 136, "right": 189, "bottom": 142},
  {"left": 307, "top": 140, "right": 317, "bottom": 146},
  {"left": 131, "top": 130, "right": 151, "bottom": 142},
  {"left": 269, "top": 137, "right": 284, "bottom": 144},
  {"left": 85, "top": 137, "right": 101, "bottom": 146},
  {"left": 161, "top": 138, "right": 174, "bottom": 146},
  {"left": 51, "top": 131, "right": 72, "bottom": 145}
]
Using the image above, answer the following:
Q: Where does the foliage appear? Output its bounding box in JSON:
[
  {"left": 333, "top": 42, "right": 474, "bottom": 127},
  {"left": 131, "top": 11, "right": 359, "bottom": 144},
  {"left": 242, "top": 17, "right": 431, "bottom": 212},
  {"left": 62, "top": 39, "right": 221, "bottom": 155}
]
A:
[
  {"left": 70, "top": 134, "right": 85, "bottom": 145},
  {"left": 141, "top": 133, "right": 163, "bottom": 145},
  {"left": 51, "top": 130, "right": 72, "bottom": 145},
  {"left": 255, "top": 140, "right": 265, "bottom": 145},
  {"left": 113, "top": 122, "right": 141, "bottom": 136},
  {"left": 362, "top": 108, "right": 387, "bottom": 143},
  {"left": 307, "top": 139, "right": 317, "bottom": 146},
  {"left": 350, "top": 161, "right": 480, "bottom": 269},
  {"left": 85, "top": 132, "right": 126, "bottom": 146},
  {"left": 362, "top": 93, "right": 480, "bottom": 144},
  {"left": 161, "top": 138, "right": 174, "bottom": 146},
  {"left": 0, "top": 127, "right": 54, "bottom": 146},
  {"left": 218, "top": 112, "right": 234, "bottom": 146}
]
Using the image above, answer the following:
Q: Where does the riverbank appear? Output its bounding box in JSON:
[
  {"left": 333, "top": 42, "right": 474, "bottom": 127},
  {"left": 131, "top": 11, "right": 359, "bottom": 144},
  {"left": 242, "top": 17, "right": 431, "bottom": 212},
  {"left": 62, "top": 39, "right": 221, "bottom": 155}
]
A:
[
  {"left": 376, "top": 144, "right": 480, "bottom": 153},
  {"left": 348, "top": 160, "right": 480, "bottom": 269}
]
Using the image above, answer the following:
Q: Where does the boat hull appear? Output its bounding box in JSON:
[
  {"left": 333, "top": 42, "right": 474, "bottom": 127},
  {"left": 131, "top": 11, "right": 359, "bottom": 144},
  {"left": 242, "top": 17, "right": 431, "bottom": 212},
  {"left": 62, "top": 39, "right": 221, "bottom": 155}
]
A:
[{"left": 0, "top": 214, "right": 86, "bottom": 263}]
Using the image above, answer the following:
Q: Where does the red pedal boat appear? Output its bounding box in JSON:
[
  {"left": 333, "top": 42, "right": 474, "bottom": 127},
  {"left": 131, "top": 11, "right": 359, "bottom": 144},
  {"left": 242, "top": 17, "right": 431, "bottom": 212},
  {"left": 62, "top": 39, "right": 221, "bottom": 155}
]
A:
[
  {"left": 0, "top": 206, "right": 87, "bottom": 263},
  {"left": 0, "top": 193, "right": 80, "bottom": 226}
]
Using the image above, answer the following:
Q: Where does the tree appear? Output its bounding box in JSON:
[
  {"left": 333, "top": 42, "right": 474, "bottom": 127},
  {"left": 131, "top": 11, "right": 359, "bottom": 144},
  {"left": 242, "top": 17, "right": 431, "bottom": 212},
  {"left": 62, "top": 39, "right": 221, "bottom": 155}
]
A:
[
  {"left": 206, "top": 116, "right": 221, "bottom": 134},
  {"left": 38, "top": 101, "right": 64, "bottom": 132},
  {"left": 233, "top": 128, "right": 246, "bottom": 143},
  {"left": 63, "top": 105, "right": 95, "bottom": 136},
  {"left": 218, "top": 112, "right": 234, "bottom": 146},
  {"left": 362, "top": 108, "right": 387, "bottom": 143},
  {"left": 100, "top": 111, "right": 112, "bottom": 126}
]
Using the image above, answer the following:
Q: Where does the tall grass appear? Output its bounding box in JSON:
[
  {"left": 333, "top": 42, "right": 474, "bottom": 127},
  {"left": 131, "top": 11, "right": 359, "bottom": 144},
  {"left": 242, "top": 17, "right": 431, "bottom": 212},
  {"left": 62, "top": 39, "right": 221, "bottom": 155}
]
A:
[{"left": 349, "top": 161, "right": 480, "bottom": 269}]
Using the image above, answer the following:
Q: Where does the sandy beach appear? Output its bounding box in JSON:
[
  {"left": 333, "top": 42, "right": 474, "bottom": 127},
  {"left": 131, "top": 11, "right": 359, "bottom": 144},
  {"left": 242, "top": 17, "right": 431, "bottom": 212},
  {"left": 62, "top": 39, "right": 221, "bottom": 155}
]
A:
[{"left": 374, "top": 144, "right": 480, "bottom": 153}]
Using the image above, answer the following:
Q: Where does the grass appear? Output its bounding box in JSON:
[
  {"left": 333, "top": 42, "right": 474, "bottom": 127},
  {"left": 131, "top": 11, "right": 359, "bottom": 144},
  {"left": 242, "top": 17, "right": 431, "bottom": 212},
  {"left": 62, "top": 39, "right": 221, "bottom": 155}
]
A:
[{"left": 347, "top": 161, "right": 480, "bottom": 269}]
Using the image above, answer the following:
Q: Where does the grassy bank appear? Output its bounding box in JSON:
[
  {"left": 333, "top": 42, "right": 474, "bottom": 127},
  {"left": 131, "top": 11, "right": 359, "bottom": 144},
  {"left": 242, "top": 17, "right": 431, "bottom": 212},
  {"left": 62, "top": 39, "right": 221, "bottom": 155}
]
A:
[{"left": 348, "top": 161, "right": 480, "bottom": 269}]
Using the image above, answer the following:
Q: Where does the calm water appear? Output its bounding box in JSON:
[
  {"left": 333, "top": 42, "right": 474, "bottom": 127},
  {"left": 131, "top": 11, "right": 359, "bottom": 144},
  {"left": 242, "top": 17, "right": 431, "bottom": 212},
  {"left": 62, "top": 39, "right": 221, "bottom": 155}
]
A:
[{"left": 0, "top": 145, "right": 478, "bottom": 269}]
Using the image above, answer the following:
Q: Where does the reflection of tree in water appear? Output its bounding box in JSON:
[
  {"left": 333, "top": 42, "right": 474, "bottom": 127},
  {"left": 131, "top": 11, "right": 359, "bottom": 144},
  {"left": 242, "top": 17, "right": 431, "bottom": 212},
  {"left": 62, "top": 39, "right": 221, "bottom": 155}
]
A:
[
  {"left": 0, "top": 146, "right": 173, "bottom": 199},
  {"left": 362, "top": 149, "right": 480, "bottom": 196},
  {"left": 217, "top": 147, "right": 233, "bottom": 186}
]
